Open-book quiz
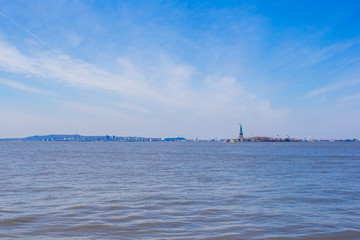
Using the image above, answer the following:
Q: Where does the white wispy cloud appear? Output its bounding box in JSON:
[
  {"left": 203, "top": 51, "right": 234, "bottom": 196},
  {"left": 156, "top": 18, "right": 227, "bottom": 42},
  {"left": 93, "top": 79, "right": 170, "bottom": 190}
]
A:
[
  {"left": 340, "top": 92, "right": 360, "bottom": 103},
  {"left": 301, "top": 42, "right": 354, "bottom": 67},
  {"left": 272, "top": 39, "right": 356, "bottom": 70},
  {"left": 0, "top": 77, "right": 52, "bottom": 95},
  {"left": 306, "top": 80, "right": 360, "bottom": 97},
  {"left": 0, "top": 39, "right": 153, "bottom": 97}
]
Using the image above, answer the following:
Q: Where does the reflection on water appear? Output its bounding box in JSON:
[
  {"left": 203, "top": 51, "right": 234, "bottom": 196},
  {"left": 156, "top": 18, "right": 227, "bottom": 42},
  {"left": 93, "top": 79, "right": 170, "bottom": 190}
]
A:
[{"left": 0, "top": 142, "right": 359, "bottom": 239}]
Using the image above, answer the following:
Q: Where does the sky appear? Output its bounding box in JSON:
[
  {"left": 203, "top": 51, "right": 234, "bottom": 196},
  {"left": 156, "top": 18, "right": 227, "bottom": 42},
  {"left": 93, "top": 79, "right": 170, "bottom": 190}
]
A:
[{"left": 0, "top": 0, "right": 359, "bottom": 139}]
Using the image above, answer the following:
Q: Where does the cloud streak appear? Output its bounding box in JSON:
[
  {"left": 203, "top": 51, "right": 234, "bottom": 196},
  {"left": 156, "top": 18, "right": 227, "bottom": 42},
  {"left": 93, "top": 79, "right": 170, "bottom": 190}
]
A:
[
  {"left": 306, "top": 80, "right": 360, "bottom": 97},
  {"left": 0, "top": 10, "right": 62, "bottom": 54},
  {"left": 0, "top": 39, "right": 152, "bottom": 97},
  {"left": 0, "top": 77, "right": 52, "bottom": 95}
]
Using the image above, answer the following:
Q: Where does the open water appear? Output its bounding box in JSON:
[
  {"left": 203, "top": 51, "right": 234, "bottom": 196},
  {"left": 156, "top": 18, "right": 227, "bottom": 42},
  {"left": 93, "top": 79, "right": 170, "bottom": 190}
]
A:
[{"left": 0, "top": 142, "right": 359, "bottom": 239}]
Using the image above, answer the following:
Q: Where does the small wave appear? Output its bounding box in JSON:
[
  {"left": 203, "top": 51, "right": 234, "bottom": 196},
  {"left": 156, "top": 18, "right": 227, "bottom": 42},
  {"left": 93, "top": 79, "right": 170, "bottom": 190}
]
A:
[
  {"left": 64, "top": 223, "right": 111, "bottom": 232},
  {"left": 276, "top": 196, "right": 343, "bottom": 204},
  {"left": 64, "top": 205, "right": 86, "bottom": 210},
  {"left": 143, "top": 195, "right": 176, "bottom": 200},
  {"left": 76, "top": 171, "right": 91, "bottom": 175},
  {"left": 300, "top": 230, "right": 360, "bottom": 240},
  {"left": 203, "top": 233, "right": 246, "bottom": 240},
  {"left": 0, "top": 209, "right": 18, "bottom": 213},
  {"left": 171, "top": 200, "right": 195, "bottom": 205},
  {"left": 53, "top": 186, "right": 71, "bottom": 189},
  {"left": 136, "top": 221, "right": 159, "bottom": 227},
  {"left": 259, "top": 214, "right": 280, "bottom": 218},
  {"left": 196, "top": 217, "right": 230, "bottom": 223},
  {"left": 141, "top": 205, "right": 157, "bottom": 210},
  {"left": 274, "top": 224, "right": 309, "bottom": 232},
  {"left": 0, "top": 216, "right": 37, "bottom": 226},
  {"left": 64, "top": 205, "right": 93, "bottom": 210},
  {"left": 234, "top": 213, "right": 253, "bottom": 218},
  {"left": 197, "top": 209, "right": 224, "bottom": 215},
  {"left": 233, "top": 194, "right": 253, "bottom": 198},
  {"left": 107, "top": 215, "right": 143, "bottom": 223},
  {"left": 136, "top": 221, "right": 184, "bottom": 228},
  {"left": 0, "top": 233, "right": 15, "bottom": 238},
  {"left": 107, "top": 205, "right": 127, "bottom": 210},
  {"left": 304, "top": 197, "right": 342, "bottom": 203}
]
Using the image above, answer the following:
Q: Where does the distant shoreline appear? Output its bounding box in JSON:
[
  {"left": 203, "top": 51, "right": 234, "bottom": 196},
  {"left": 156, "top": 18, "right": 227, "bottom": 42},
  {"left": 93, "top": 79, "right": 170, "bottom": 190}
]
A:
[{"left": 0, "top": 134, "right": 358, "bottom": 143}]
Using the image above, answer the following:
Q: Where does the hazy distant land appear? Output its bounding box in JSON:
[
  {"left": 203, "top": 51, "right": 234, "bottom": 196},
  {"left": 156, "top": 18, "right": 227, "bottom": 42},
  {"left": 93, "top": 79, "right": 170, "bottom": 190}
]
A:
[{"left": 0, "top": 134, "right": 357, "bottom": 142}]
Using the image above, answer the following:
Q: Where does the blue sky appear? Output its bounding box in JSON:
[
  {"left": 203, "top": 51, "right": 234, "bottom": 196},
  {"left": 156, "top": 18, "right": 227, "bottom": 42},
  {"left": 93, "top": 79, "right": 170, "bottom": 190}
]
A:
[{"left": 0, "top": 0, "right": 359, "bottom": 139}]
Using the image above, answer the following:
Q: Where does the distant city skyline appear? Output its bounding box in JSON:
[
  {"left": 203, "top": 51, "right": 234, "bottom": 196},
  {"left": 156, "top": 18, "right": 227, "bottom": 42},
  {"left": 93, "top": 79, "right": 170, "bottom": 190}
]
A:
[
  {"left": 0, "top": 1, "right": 359, "bottom": 139},
  {"left": 1, "top": 133, "right": 357, "bottom": 142}
]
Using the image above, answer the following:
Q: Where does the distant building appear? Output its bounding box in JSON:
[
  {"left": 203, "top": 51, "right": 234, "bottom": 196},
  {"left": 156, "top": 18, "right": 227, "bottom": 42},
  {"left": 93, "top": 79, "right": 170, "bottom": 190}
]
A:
[{"left": 162, "top": 137, "right": 186, "bottom": 142}]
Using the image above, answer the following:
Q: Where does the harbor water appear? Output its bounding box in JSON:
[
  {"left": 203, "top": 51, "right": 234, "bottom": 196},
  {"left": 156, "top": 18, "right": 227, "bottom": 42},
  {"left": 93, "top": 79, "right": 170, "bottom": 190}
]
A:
[{"left": 0, "top": 142, "right": 359, "bottom": 239}]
